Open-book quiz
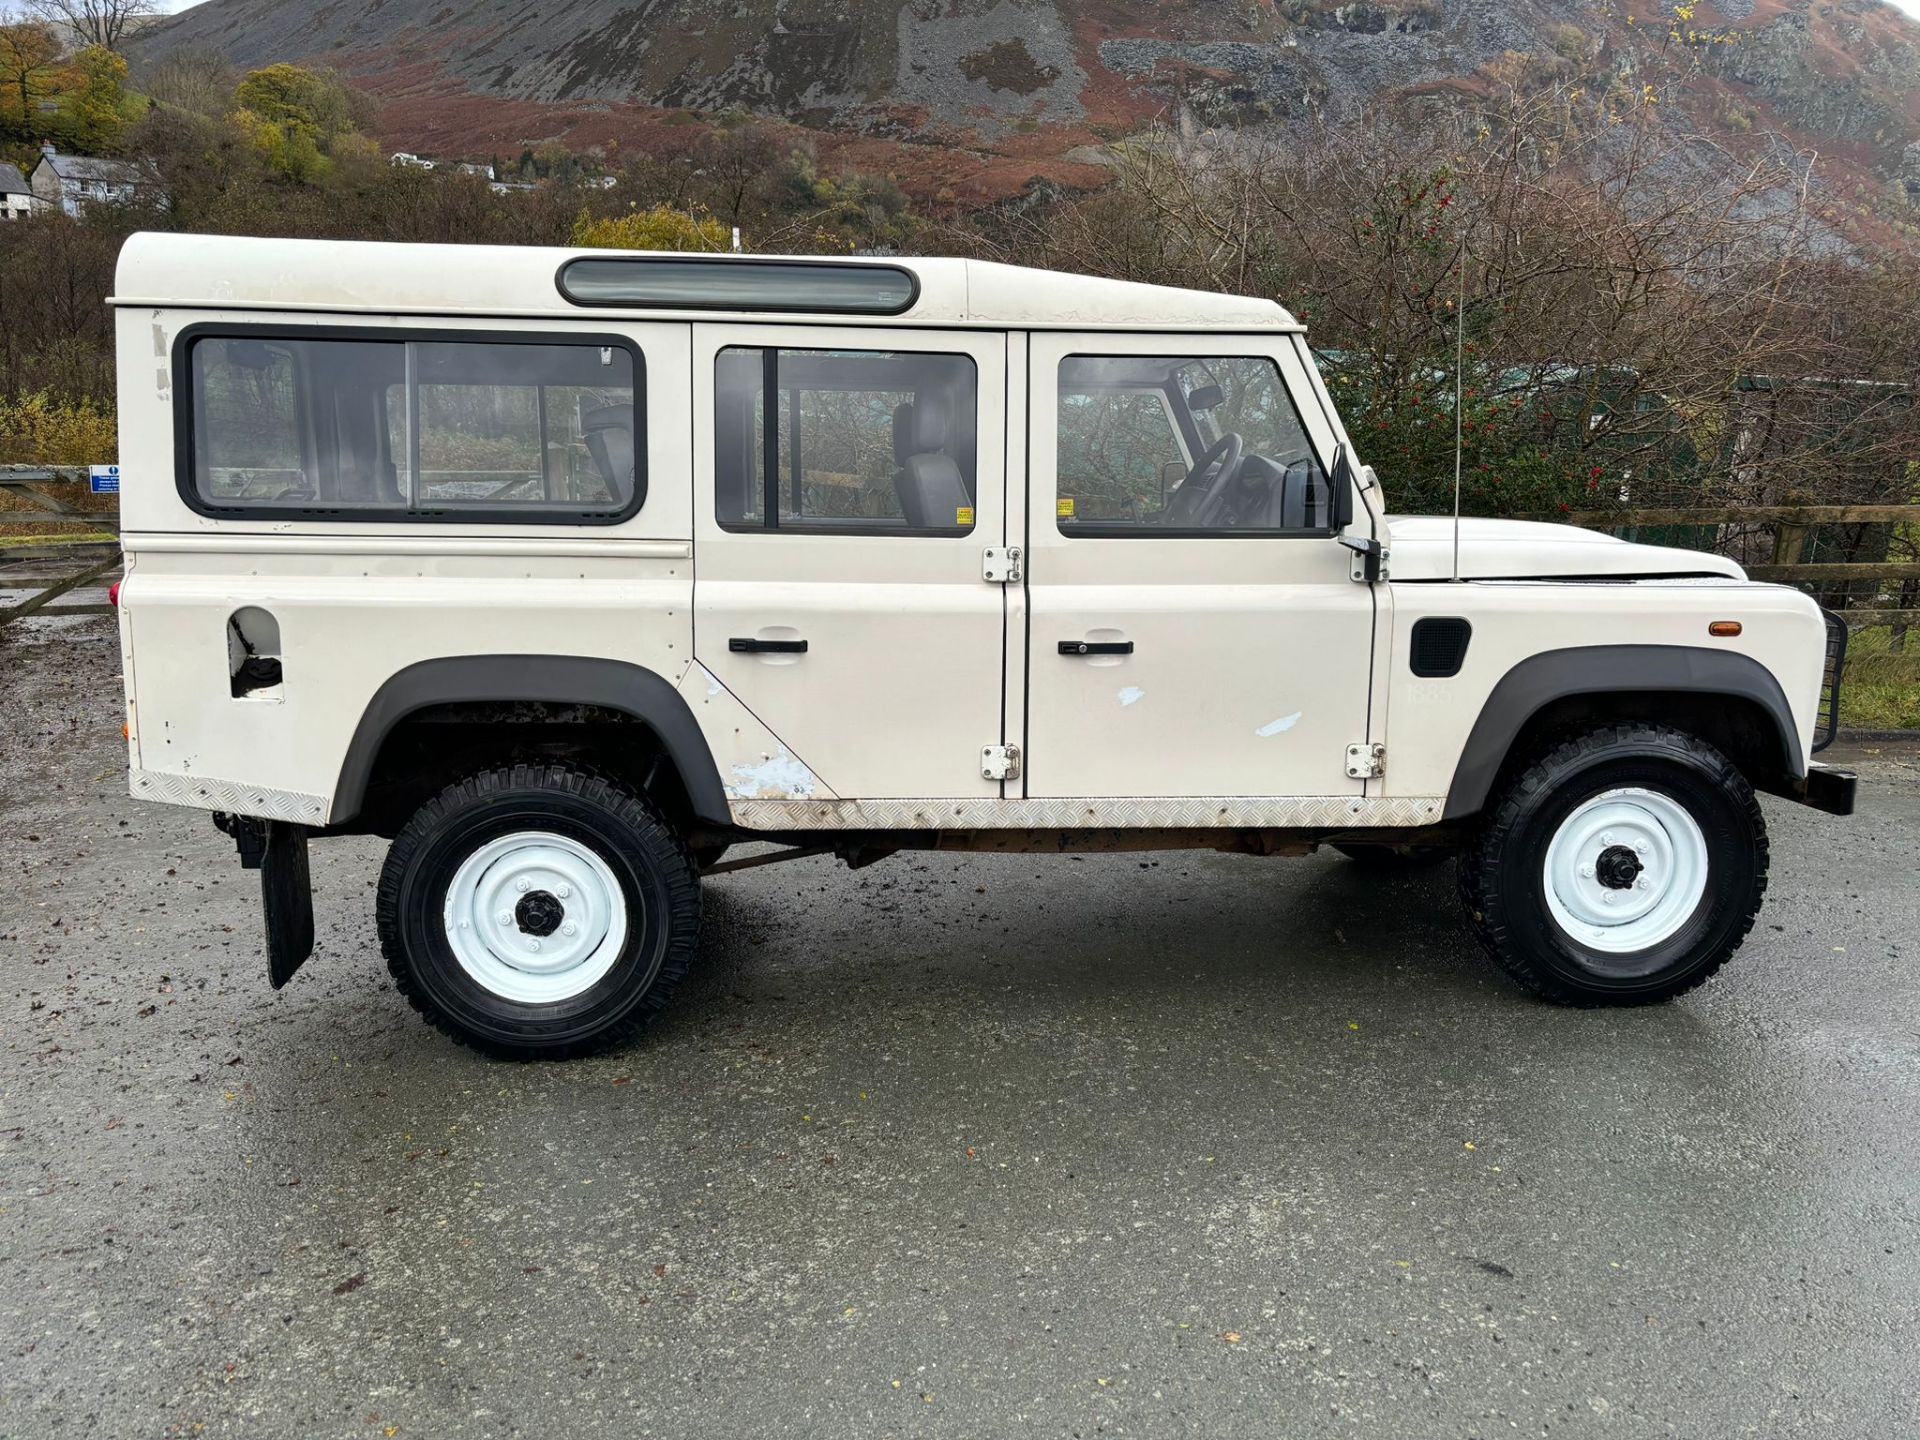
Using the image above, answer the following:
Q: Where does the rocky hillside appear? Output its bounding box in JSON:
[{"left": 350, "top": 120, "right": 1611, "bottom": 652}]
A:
[{"left": 135, "top": 0, "right": 1920, "bottom": 205}]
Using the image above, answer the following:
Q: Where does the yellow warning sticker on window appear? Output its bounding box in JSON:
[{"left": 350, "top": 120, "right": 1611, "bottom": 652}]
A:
[
  {"left": 956, "top": 505, "right": 975, "bottom": 526},
  {"left": 1057, "top": 497, "right": 1076, "bottom": 519}
]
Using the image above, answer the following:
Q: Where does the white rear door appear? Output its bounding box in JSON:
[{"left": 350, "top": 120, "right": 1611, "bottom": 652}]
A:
[{"left": 692, "top": 324, "right": 1008, "bottom": 800}]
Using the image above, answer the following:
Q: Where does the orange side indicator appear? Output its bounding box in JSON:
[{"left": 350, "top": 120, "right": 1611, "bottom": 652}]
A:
[{"left": 1709, "top": 620, "right": 1743, "bottom": 637}]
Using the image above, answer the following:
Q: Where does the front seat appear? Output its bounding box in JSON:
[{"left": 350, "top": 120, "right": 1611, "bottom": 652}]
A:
[
  {"left": 891, "top": 394, "right": 970, "bottom": 528},
  {"left": 582, "top": 404, "right": 639, "bottom": 504},
  {"left": 1246, "top": 458, "right": 1319, "bottom": 530}
]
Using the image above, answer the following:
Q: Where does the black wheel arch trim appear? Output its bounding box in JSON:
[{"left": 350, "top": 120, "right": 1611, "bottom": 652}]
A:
[
  {"left": 331, "top": 655, "right": 730, "bottom": 826},
  {"left": 1443, "top": 645, "right": 1802, "bottom": 821}
]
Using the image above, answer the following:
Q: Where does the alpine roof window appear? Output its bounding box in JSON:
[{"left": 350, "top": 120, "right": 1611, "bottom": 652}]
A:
[{"left": 560, "top": 257, "right": 917, "bottom": 315}]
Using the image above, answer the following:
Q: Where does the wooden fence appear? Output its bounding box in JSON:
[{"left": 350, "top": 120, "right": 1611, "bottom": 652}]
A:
[
  {"left": 4, "top": 470, "right": 1916, "bottom": 631},
  {"left": 1524, "top": 504, "right": 1920, "bottom": 629}
]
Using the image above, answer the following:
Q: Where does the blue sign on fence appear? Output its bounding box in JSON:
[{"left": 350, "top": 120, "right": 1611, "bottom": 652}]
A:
[{"left": 89, "top": 464, "right": 119, "bottom": 495}]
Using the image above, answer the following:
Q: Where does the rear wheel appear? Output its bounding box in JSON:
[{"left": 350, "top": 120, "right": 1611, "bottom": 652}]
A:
[
  {"left": 1458, "top": 724, "right": 1767, "bottom": 1006},
  {"left": 377, "top": 764, "right": 700, "bottom": 1058}
]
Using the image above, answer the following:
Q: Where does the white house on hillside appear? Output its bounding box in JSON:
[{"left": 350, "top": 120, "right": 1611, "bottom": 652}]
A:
[
  {"left": 0, "top": 162, "right": 37, "bottom": 220},
  {"left": 28, "top": 144, "right": 149, "bottom": 216}
]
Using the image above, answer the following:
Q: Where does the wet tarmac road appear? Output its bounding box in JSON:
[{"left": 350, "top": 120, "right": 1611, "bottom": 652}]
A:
[{"left": 4, "top": 615, "right": 1918, "bottom": 1438}]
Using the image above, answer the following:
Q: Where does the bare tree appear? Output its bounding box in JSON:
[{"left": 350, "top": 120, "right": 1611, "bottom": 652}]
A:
[
  {"left": 140, "top": 45, "right": 232, "bottom": 115},
  {"left": 945, "top": 82, "right": 1920, "bottom": 528},
  {"left": 23, "top": 0, "right": 159, "bottom": 53}
]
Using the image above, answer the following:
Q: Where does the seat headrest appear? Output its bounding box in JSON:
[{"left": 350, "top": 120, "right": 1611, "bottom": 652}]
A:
[
  {"left": 581, "top": 403, "right": 634, "bottom": 495},
  {"left": 583, "top": 402, "right": 632, "bottom": 435},
  {"left": 892, "top": 402, "right": 914, "bottom": 466},
  {"left": 912, "top": 391, "right": 951, "bottom": 452}
]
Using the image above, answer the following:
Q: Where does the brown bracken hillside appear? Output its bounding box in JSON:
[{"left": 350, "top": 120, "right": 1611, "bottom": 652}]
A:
[{"left": 134, "top": 0, "right": 1920, "bottom": 206}]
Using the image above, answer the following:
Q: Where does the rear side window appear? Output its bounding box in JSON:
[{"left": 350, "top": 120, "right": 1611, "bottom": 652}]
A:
[
  {"left": 714, "top": 347, "right": 977, "bottom": 535},
  {"left": 182, "top": 331, "right": 642, "bottom": 521}
]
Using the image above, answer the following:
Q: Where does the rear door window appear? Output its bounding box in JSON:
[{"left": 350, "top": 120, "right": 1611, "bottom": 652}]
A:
[{"left": 713, "top": 346, "right": 978, "bottom": 534}]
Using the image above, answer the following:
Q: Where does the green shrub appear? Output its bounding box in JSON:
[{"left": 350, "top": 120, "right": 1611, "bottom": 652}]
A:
[
  {"left": 0, "top": 391, "right": 116, "bottom": 466},
  {"left": 572, "top": 204, "right": 732, "bottom": 252}
]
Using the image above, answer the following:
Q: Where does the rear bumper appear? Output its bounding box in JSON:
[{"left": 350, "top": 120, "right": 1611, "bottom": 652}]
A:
[{"left": 1790, "top": 762, "right": 1857, "bottom": 817}]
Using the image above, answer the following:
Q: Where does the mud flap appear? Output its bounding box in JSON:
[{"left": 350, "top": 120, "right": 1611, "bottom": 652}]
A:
[
  {"left": 260, "top": 823, "right": 315, "bottom": 988},
  {"left": 217, "top": 814, "right": 316, "bottom": 989},
  {"left": 217, "top": 815, "right": 316, "bottom": 986}
]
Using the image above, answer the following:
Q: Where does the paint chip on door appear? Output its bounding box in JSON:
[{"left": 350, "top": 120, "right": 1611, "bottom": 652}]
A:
[{"left": 1255, "top": 712, "right": 1302, "bottom": 737}]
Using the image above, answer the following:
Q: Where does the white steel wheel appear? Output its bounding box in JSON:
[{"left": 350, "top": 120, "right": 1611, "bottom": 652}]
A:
[
  {"left": 442, "top": 830, "right": 630, "bottom": 1005},
  {"left": 1540, "top": 787, "right": 1709, "bottom": 955},
  {"left": 382, "top": 766, "right": 702, "bottom": 1058}
]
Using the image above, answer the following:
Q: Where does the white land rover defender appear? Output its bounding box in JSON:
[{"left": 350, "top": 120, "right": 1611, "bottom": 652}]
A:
[{"left": 110, "top": 234, "right": 1855, "bottom": 1057}]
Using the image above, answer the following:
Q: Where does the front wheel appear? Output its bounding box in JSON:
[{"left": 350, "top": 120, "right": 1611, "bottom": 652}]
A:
[
  {"left": 1458, "top": 724, "right": 1768, "bottom": 1006},
  {"left": 377, "top": 764, "right": 701, "bottom": 1058}
]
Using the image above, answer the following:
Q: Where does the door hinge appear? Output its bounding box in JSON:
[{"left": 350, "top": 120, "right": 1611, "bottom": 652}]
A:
[
  {"left": 1338, "top": 534, "right": 1389, "bottom": 583},
  {"left": 1345, "top": 742, "right": 1386, "bottom": 779},
  {"left": 982, "top": 546, "right": 1022, "bottom": 584},
  {"left": 981, "top": 743, "right": 1022, "bottom": 781}
]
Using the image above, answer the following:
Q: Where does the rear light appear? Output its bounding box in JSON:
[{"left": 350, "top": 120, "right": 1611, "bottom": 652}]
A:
[{"left": 108, "top": 580, "right": 121, "bottom": 608}]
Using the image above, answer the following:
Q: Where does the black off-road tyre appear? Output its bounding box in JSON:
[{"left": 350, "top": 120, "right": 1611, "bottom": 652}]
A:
[
  {"left": 377, "top": 764, "right": 701, "bottom": 1059},
  {"left": 1332, "top": 842, "right": 1455, "bottom": 869},
  {"left": 1458, "top": 724, "right": 1768, "bottom": 1006}
]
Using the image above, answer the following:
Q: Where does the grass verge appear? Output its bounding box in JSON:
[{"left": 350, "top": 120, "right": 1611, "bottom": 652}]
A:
[{"left": 1841, "top": 626, "right": 1920, "bottom": 731}]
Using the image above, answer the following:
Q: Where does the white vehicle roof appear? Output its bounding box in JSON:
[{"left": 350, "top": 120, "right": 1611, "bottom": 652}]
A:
[{"left": 111, "top": 232, "right": 1299, "bottom": 333}]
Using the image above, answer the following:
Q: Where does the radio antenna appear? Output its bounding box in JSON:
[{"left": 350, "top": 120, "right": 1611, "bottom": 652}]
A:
[{"left": 1451, "top": 227, "right": 1466, "bottom": 584}]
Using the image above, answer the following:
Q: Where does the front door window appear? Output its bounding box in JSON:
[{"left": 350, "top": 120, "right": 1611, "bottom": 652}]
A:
[{"left": 1056, "top": 354, "right": 1333, "bottom": 535}]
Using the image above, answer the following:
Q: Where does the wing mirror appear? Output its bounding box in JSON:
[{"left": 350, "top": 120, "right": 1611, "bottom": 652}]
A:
[{"left": 1328, "top": 442, "right": 1355, "bottom": 530}]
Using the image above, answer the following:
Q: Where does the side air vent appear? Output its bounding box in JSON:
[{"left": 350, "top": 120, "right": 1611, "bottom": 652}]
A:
[
  {"left": 1814, "top": 607, "right": 1845, "bottom": 753},
  {"left": 1410, "top": 617, "right": 1472, "bottom": 678}
]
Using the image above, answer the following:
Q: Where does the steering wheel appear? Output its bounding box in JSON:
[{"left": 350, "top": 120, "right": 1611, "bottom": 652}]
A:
[{"left": 1164, "top": 432, "right": 1245, "bottom": 527}]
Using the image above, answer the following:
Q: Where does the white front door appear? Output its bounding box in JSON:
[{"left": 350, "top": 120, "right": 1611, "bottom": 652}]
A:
[
  {"left": 692, "top": 324, "right": 1009, "bottom": 801},
  {"left": 1022, "top": 332, "right": 1376, "bottom": 799}
]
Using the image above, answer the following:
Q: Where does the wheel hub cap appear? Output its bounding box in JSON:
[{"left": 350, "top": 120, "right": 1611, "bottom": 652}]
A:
[
  {"left": 513, "top": 889, "right": 565, "bottom": 937},
  {"left": 443, "top": 832, "right": 630, "bottom": 1004},
  {"left": 1594, "top": 844, "right": 1643, "bottom": 890},
  {"left": 1542, "top": 787, "right": 1709, "bottom": 957}
]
